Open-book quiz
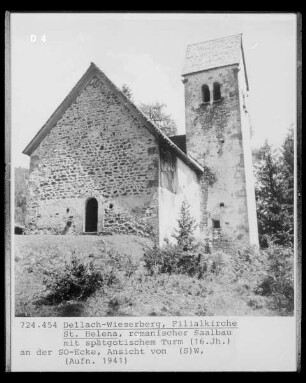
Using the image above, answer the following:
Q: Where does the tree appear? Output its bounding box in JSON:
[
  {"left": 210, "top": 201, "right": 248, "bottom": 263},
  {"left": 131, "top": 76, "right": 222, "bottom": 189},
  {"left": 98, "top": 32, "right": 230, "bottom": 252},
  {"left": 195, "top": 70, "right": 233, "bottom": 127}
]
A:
[
  {"left": 278, "top": 127, "right": 294, "bottom": 244},
  {"left": 121, "top": 84, "right": 178, "bottom": 136},
  {"left": 121, "top": 84, "right": 134, "bottom": 102},
  {"left": 15, "top": 167, "right": 29, "bottom": 226},
  {"left": 280, "top": 126, "right": 294, "bottom": 204},
  {"left": 138, "top": 102, "right": 177, "bottom": 137},
  {"left": 172, "top": 200, "right": 197, "bottom": 250},
  {"left": 254, "top": 128, "right": 294, "bottom": 248},
  {"left": 254, "top": 142, "right": 282, "bottom": 247}
]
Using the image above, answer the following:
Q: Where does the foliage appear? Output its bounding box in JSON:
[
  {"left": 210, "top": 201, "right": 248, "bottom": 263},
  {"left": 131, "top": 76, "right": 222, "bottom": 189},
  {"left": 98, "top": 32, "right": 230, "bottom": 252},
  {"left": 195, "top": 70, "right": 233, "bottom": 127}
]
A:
[
  {"left": 138, "top": 102, "right": 177, "bottom": 136},
  {"left": 143, "top": 241, "right": 294, "bottom": 315},
  {"left": 254, "top": 127, "right": 294, "bottom": 248},
  {"left": 121, "top": 84, "right": 134, "bottom": 101},
  {"left": 143, "top": 242, "right": 209, "bottom": 278},
  {"left": 172, "top": 200, "right": 197, "bottom": 250},
  {"left": 208, "top": 250, "right": 230, "bottom": 277},
  {"left": 14, "top": 167, "right": 29, "bottom": 226},
  {"left": 143, "top": 200, "right": 209, "bottom": 278},
  {"left": 229, "top": 245, "right": 267, "bottom": 293},
  {"left": 105, "top": 249, "right": 136, "bottom": 277},
  {"left": 259, "top": 245, "right": 294, "bottom": 314},
  {"left": 278, "top": 126, "right": 294, "bottom": 243},
  {"left": 121, "top": 85, "right": 178, "bottom": 137},
  {"left": 41, "top": 253, "right": 111, "bottom": 303},
  {"left": 227, "top": 244, "right": 294, "bottom": 315},
  {"left": 15, "top": 234, "right": 293, "bottom": 317}
]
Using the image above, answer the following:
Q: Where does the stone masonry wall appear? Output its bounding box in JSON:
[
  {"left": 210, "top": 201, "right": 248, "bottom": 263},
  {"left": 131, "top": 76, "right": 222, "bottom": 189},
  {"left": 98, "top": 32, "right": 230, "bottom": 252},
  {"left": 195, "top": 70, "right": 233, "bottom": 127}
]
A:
[
  {"left": 184, "top": 64, "right": 251, "bottom": 248},
  {"left": 26, "top": 76, "right": 160, "bottom": 238}
]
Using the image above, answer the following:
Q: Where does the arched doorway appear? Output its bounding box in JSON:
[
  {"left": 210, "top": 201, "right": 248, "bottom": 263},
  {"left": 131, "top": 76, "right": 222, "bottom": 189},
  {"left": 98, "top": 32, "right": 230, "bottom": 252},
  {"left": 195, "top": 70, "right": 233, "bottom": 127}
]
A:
[{"left": 85, "top": 198, "right": 98, "bottom": 232}]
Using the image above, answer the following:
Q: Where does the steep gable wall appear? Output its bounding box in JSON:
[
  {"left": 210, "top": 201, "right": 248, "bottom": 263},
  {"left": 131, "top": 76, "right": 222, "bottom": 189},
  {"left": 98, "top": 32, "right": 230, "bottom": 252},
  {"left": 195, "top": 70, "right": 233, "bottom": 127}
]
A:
[{"left": 26, "top": 76, "right": 160, "bottom": 237}]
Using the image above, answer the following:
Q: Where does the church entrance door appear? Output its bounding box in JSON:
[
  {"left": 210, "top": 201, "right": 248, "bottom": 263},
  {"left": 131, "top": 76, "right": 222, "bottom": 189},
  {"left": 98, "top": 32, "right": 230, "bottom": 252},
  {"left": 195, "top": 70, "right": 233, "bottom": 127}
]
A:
[{"left": 85, "top": 198, "right": 98, "bottom": 232}]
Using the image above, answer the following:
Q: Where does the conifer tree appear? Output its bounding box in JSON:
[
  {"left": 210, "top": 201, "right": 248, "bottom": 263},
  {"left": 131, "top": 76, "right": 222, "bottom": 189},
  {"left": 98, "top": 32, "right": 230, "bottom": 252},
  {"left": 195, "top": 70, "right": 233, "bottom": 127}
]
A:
[
  {"left": 254, "top": 127, "right": 294, "bottom": 248},
  {"left": 172, "top": 200, "right": 197, "bottom": 250}
]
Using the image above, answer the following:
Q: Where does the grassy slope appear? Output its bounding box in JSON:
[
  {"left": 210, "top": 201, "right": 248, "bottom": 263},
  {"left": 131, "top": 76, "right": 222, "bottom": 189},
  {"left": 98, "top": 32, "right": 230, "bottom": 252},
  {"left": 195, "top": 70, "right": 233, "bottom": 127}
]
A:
[{"left": 14, "top": 235, "right": 276, "bottom": 317}]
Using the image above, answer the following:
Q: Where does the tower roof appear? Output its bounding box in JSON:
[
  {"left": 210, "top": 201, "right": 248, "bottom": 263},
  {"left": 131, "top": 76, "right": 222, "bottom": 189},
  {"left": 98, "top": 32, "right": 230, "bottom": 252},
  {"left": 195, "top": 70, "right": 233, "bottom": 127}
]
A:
[{"left": 182, "top": 34, "right": 248, "bottom": 87}]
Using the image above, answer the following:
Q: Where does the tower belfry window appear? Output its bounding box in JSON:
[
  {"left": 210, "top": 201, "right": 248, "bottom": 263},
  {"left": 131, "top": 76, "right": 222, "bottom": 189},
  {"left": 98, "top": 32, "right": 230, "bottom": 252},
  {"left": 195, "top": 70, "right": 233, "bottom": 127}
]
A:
[
  {"left": 202, "top": 84, "right": 210, "bottom": 103},
  {"left": 213, "top": 82, "right": 221, "bottom": 101}
]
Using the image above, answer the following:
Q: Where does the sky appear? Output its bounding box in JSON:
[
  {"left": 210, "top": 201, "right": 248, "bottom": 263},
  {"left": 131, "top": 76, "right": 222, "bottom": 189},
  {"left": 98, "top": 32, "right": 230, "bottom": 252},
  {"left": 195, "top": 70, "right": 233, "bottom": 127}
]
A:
[{"left": 10, "top": 13, "right": 297, "bottom": 168}]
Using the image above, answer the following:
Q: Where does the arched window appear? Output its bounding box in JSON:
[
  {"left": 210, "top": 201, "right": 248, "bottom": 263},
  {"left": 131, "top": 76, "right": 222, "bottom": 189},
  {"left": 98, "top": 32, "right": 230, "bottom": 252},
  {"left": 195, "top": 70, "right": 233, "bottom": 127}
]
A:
[
  {"left": 213, "top": 82, "right": 221, "bottom": 101},
  {"left": 201, "top": 84, "right": 210, "bottom": 103}
]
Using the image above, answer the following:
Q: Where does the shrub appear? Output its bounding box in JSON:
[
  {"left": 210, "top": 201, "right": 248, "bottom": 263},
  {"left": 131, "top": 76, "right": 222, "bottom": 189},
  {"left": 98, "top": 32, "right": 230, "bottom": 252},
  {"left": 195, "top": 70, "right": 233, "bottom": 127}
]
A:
[
  {"left": 143, "top": 200, "right": 212, "bottom": 278},
  {"left": 247, "top": 295, "right": 267, "bottom": 310},
  {"left": 143, "top": 242, "right": 209, "bottom": 278},
  {"left": 228, "top": 244, "right": 294, "bottom": 315},
  {"left": 259, "top": 245, "right": 294, "bottom": 313},
  {"left": 106, "top": 250, "right": 136, "bottom": 277},
  {"left": 42, "top": 253, "right": 110, "bottom": 303},
  {"left": 172, "top": 200, "right": 197, "bottom": 250},
  {"left": 229, "top": 245, "right": 267, "bottom": 292},
  {"left": 207, "top": 250, "right": 230, "bottom": 276},
  {"left": 143, "top": 245, "right": 174, "bottom": 275}
]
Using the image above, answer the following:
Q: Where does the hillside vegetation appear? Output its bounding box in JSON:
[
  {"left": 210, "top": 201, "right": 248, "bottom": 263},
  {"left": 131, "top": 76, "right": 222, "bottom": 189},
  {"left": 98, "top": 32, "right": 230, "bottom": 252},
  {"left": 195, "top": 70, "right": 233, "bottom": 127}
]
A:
[{"left": 14, "top": 233, "right": 293, "bottom": 317}]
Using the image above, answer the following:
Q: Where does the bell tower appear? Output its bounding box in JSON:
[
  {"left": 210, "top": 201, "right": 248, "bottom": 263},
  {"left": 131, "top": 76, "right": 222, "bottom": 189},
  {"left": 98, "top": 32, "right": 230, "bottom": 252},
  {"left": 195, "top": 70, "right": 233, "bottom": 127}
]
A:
[{"left": 182, "top": 34, "right": 258, "bottom": 246}]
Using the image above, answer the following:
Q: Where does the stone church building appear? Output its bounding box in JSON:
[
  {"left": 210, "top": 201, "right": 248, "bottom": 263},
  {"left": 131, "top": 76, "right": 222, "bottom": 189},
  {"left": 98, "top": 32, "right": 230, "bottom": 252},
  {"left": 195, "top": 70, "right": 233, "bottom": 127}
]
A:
[{"left": 23, "top": 34, "right": 259, "bottom": 247}]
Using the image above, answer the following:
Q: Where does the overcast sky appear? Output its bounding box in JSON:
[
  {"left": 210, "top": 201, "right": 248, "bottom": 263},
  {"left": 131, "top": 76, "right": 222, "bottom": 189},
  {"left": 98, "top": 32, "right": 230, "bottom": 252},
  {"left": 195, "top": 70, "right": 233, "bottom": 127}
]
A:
[{"left": 10, "top": 13, "right": 297, "bottom": 168}]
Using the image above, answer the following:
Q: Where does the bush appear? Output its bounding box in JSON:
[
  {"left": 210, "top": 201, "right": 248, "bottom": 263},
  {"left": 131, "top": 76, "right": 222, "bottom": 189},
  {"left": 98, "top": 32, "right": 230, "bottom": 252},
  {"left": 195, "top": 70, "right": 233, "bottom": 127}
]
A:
[
  {"left": 229, "top": 245, "right": 267, "bottom": 292},
  {"left": 259, "top": 245, "right": 294, "bottom": 313},
  {"left": 207, "top": 250, "right": 230, "bottom": 277},
  {"left": 143, "top": 242, "right": 209, "bottom": 278},
  {"left": 228, "top": 244, "right": 294, "bottom": 315},
  {"left": 143, "top": 200, "right": 213, "bottom": 279},
  {"left": 42, "top": 253, "right": 111, "bottom": 303},
  {"left": 106, "top": 250, "right": 136, "bottom": 277}
]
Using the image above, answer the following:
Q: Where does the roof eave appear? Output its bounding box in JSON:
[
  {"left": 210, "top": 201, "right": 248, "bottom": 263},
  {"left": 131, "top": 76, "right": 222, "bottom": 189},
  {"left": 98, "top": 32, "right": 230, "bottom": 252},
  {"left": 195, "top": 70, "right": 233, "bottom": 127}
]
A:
[
  {"left": 23, "top": 63, "right": 98, "bottom": 156},
  {"left": 240, "top": 39, "right": 249, "bottom": 91},
  {"left": 91, "top": 65, "right": 203, "bottom": 174},
  {"left": 23, "top": 62, "right": 203, "bottom": 174},
  {"left": 181, "top": 62, "right": 240, "bottom": 77}
]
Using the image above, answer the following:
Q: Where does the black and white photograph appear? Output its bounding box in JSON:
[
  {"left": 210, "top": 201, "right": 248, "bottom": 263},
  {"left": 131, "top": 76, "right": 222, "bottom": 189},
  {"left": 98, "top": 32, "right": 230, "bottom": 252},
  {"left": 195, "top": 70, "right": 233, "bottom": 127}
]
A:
[
  {"left": 6, "top": 11, "right": 300, "bottom": 372},
  {"left": 10, "top": 12, "right": 297, "bottom": 318}
]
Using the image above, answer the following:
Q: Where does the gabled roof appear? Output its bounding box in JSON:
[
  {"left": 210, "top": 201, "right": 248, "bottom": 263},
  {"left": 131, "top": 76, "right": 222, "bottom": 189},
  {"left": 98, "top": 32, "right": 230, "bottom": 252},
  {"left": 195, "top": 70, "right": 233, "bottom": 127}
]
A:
[
  {"left": 169, "top": 135, "right": 186, "bottom": 154},
  {"left": 23, "top": 63, "right": 203, "bottom": 174},
  {"left": 182, "top": 34, "right": 249, "bottom": 90}
]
